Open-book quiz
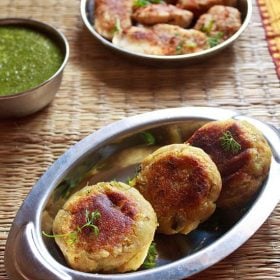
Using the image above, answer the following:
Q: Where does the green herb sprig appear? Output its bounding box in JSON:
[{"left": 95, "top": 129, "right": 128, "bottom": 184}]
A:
[
  {"left": 208, "top": 32, "right": 224, "bottom": 48},
  {"left": 140, "top": 132, "right": 156, "bottom": 146},
  {"left": 42, "top": 209, "right": 101, "bottom": 245},
  {"left": 201, "top": 19, "right": 215, "bottom": 34},
  {"left": 112, "top": 18, "right": 121, "bottom": 34},
  {"left": 142, "top": 242, "right": 158, "bottom": 269},
  {"left": 79, "top": 209, "right": 101, "bottom": 235},
  {"left": 133, "top": 0, "right": 162, "bottom": 8},
  {"left": 127, "top": 177, "right": 136, "bottom": 187},
  {"left": 219, "top": 131, "right": 241, "bottom": 154},
  {"left": 42, "top": 230, "right": 78, "bottom": 245},
  {"left": 176, "top": 40, "right": 185, "bottom": 54}
]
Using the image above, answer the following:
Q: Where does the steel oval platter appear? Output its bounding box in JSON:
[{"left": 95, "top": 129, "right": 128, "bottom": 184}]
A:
[{"left": 5, "top": 107, "right": 280, "bottom": 280}]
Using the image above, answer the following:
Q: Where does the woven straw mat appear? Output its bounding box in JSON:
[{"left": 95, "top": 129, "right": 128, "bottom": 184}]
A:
[{"left": 0, "top": 0, "right": 279, "bottom": 279}]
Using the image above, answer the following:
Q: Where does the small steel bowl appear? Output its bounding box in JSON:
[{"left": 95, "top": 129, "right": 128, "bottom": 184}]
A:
[
  {"left": 0, "top": 18, "right": 69, "bottom": 118},
  {"left": 81, "top": 0, "right": 252, "bottom": 64},
  {"left": 5, "top": 107, "right": 280, "bottom": 280}
]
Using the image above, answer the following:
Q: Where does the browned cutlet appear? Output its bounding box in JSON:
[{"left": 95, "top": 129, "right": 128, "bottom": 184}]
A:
[
  {"left": 52, "top": 182, "right": 157, "bottom": 272},
  {"left": 133, "top": 144, "right": 221, "bottom": 235},
  {"left": 195, "top": 5, "right": 241, "bottom": 40},
  {"left": 94, "top": 0, "right": 133, "bottom": 40},
  {"left": 112, "top": 24, "right": 209, "bottom": 55},
  {"left": 187, "top": 119, "right": 272, "bottom": 209},
  {"left": 132, "top": 3, "right": 193, "bottom": 28}
]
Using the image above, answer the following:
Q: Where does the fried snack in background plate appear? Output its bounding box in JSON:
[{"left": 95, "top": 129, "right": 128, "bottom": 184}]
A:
[
  {"left": 177, "top": 0, "right": 237, "bottom": 17},
  {"left": 187, "top": 119, "right": 272, "bottom": 210},
  {"left": 195, "top": 5, "right": 241, "bottom": 44},
  {"left": 132, "top": 3, "right": 194, "bottom": 28},
  {"left": 112, "top": 24, "right": 209, "bottom": 55},
  {"left": 132, "top": 144, "right": 222, "bottom": 235},
  {"left": 52, "top": 181, "right": 157, "bottom": 273},
  {"left": 94, "top": 0, "right": 133, "bottom": 40}
]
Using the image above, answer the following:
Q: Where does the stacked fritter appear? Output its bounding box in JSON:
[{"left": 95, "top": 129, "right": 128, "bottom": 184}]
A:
[
  {"left": 48, "top": 119, "right": 271, "bottom": 273},
  {"left": 132, "top": 119, "right": 271, "bottom": 236},
  {"left": 94, "top": 0, "right": 242, "bottom": 55}
]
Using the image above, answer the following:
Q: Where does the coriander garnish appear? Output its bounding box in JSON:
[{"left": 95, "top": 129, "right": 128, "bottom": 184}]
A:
[
  {"left": 127, "top": 176, "right": 136, "bottom": 187},
  {"left": 79, "top": 209, "right": 101, "bottom": 236},
  {"left": 142, "top": 242, "right": 158, "bottom": 268},
  {"left": 219, "top": 131, "right": 241, "bottom": 154},
  {"left": 112, "top": 18, "right": 121, "bottom": 34},
  {"left": 42, "top": 231, "right": 78, "bottom": 245},
  {"left": 208, "top": 32, "right": 224, "bottom": 48},
  {"left": 133, "top": 0, "right": 162, "bottom": 8},
  {"left": 185, "top": 41, "right": 197, "bottom": 49},
  {"left": 175, "top": 40, "right": 185, "bottom": 54},
  {"left": 201, "top": 19, "right": 215, "bottom": 34},
  {"left": 42, "top": 209, "right": 101, "bottom": 244},
  {"left": 140, "top": 132, "right": 156, "bottom": 146},
  {"left": 134, "top": 0, "right": 149, "bottom": 7}
]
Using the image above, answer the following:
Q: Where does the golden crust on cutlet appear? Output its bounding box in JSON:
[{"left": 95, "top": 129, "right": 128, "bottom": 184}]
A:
[
  {"left": 187, "top": 119, "right": 272, "bottom": 209},
  {"left": 52, "top": 182, "right": 157, "bottom": 273},
  {"left": 176, "top": 0, "right": 237, "bottom": 16},
  {"left": 94, "top": 0, "right": 132, "bottom": 40},
  {"left": 133, "top": 144, "right": 222, "bottom": 235},
  {"left": 132, "top": 3, "right": 194, "bottom": 28}
]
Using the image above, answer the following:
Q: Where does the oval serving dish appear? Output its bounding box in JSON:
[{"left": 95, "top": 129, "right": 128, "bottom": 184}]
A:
[
  {"left": 81, "top": 0, "right": 252, "bottom": 64},
  {"left": 5, "top": 107, "right": 280, "bottom": 280},
  {"left": 0, "top": 18, "right": 69, "bottom": 119}
]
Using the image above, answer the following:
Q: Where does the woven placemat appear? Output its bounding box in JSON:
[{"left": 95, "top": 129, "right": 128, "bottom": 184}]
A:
[{"left": 0, "top": 0, "right": 279, "bottom": 279}]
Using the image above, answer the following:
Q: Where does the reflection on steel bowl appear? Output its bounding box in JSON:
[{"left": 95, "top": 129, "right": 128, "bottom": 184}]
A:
[
  {"left": 81, "top": 0, "right": 252, "bottom": 63},
  {"left": 5, "top": 107, "right": 280, "bottom": 280}
]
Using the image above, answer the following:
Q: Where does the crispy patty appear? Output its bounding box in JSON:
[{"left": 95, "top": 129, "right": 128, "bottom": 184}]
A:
[
  {"left": 133, "top": 144, "right": 222, "bottom": 235},
  {"left": 187, "top": 119, "right": 272, "bottom": 209},
  {"left": 112, "top": 24, "right": 209, "bottom": 56},
  {"left": 94, "top": 0, "right": 133, "bottom": 40},
  {"left": 195, "top": 5, "right": 241, "bottom": 40},
  {"left": 52, "top": 181, "right": 157, "bottom": 273},
  {"left": 132, "top": 3, "right": 194, "bottom": 28}
]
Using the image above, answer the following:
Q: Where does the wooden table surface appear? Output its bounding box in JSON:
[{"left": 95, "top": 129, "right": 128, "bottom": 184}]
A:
[{"left": 0, "top": 0, "right": 280, "bottom": 279}]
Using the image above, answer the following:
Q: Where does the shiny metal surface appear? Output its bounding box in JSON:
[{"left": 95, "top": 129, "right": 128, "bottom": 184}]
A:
[
  {"left": 5, "top": 107, "right": 280, "bottom": 280},
  {"left": 80, "top": 0, "right": 252, "bottom": 63},
  {"left": 0, "top": 18, "right": 69, "bottom": 118}
]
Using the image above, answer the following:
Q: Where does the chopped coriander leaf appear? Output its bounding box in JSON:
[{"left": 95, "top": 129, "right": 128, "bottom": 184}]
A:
[
  {"left": 219, "top": 130, "right": 241, "bottom": 154},
  {"left": 133, "top": 0, "right": 162, "bottom": 8},
  {"left": 127, "top": 176, "right": 137, "bottom": 187},
  {"left": 201, "top": 19, "right": 215, "bottom": 34},
  {"left": 140, "top": 132, "right": 156, "bottom": 146},
  {"left": 66, "top": 232, "right": 78, "bottom": 245},
  {"left": 134, "top": 0, "right": 149, "bottom": 7},
  {"left": 185, "top": 41, "right": 197, "bottom": 49},
  {"left": 55, "top": 179, "right": 76, "bottom": 199},
  {"left": 208, "top": 32, "right": 224, "bottom": 48},
  {"left": 142, "top": 242, "right": 158, "bottom": 268},
  {"left": 55, "top": 162, "right": 108, "bottom": 200},
  {"left": 176, "top": 41, "right": 184, "bottom": 54},
  {"left": 112, "top": 18, "right": 121, "bottom": 34}
]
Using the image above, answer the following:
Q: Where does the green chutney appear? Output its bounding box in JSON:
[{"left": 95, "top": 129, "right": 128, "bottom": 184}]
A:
[{"left": 0, "top": 26, "right": 63, "bottom": 96}]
